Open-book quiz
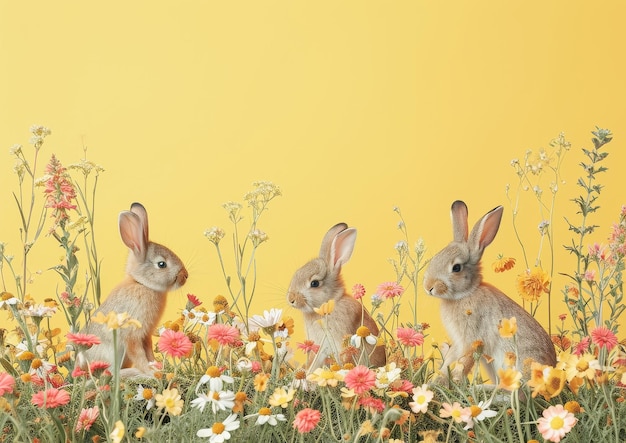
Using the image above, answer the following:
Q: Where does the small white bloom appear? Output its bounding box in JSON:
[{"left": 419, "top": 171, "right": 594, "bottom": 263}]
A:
[
  {"left": 197, "top": 413, "right": 240, "bottom": 442},
  {"left": 248, "top": 308, "right": 282, "bottom": 330}
]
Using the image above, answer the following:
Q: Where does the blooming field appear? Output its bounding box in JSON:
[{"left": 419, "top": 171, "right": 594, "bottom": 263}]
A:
[{"left": 1, "top": 127, "right": 625, "bottom": 442}]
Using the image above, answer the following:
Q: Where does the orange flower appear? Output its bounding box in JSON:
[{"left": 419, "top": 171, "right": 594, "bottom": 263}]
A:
[
  {"left": 498, "top": 317, "right": 517, "bottom": 338},
  {"left": 492, "top": 256, "right": 516, "bottom": 273},
  {"left": 516, "top": 267, "right": 550, "bottom": 302}
]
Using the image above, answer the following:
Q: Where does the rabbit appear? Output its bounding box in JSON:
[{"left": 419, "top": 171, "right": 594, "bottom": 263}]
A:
[
  {"left": 75, "top": 202, "right": 188, "bottom": 377},
  {"left": 287, "top": 222, "right": 386, "bottom": 370},
  {"left": 423, "top": 200, "right": 556, "bottom": 384}
]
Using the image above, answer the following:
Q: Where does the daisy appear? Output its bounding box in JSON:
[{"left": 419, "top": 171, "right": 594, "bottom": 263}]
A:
[
  {"left": 133, "top": 384, "right": 156, "bottom": 410},
  {"left": 292, "top": 408, "right": 321, "bottom": 433},
  {"left": 197, "top": 413, "right": 240, "bottom": 442},
  {"left": 396, "top": 327, "right": 424, "bottom": 347},
  {"left": 376, "top": 281, "right": 404, "bottom": 299},
  {"left": 207, "top": 324, "right": 240, "bottom": 346},
  {"left": 246, "top": 407, "right": 287, "bottom": 426},
  {"left": 537, "top": 404, "right": 577, "bottom": 442},
  {"left": 31, "top": 388, "right": 71, "bottom": 408},
  {"left": 564, "top": 352, "right": 601, "bottom": 381},
  {"left": 248, "top": 308, "right": 283, "bottom": 330},
  {"left": 155, "top": 388, "right": 184, "bottom": 416},
  {"left": 0, "top": 292, "right": 18, "bottom": 309},
  {"left": 307, "top": 367, "right": 344, "bottom": 388},
  {"left": 352, "top": 283, "right": 366, "bottom": 300},
  {"left": 350, "top": 326, "right": 378, "bottom": 349},
  {"left": 461, "top": 400, "right": 498, "bottom": 430},
  {"left": 375, "top": 363, "right": 402, "bottom": 389},
  {"left": 66, "top": 332, "right": 101, "bottom": 348},
  {"left": 344, "top": 365, "right": 376, "bottom": 395},
  {"left": 192, "top": 390, "right": 235, "bottom": 414},
  {"left": 408, "top": 384, "right": 434, "bottom": 414},
  {"left": 75, "top": 406, "right": 99, "bottom": 432},
  {"left": 158, "top": 329, "right": 193, "bottom": 358},
  {"left": 439, "top": 401, "right": 468, "bottom": 423},
  {"left": 591, "top": 326, "right": 618, "bottom": 351}
]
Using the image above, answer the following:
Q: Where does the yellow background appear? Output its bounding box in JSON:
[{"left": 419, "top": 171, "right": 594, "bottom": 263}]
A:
[{"left": 1, "top": 2, "right": 626, "bottom": 354}]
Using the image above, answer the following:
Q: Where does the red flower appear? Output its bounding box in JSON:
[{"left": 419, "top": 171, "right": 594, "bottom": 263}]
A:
[
  {"left": 186, "top": 293, "right": 202, "bottom": 308},
  {"left": 0, "top": 372, "right": 15, "bottom": 396},
  {"left": 292, "top": 408, "right": 322, "bottom": 433},
  {"left": 158, "top": 329, "right": 193, "bottom": 358},
  {"left": 66, "top": 332, "right": 101, "bottom": 348},
  {"left": 207, "top": 323, "right": 240, "bottom": 346},
  {"left": 591, "top": 326, "right": 618, "bottom": 351},
  {"left": 31, "top": 388, "right": 70, "bottom": 408},
  {"left": 358, "top": 396, "right": 386, "bottom": 413},
  {"left": 344, "top": 365, "right": 376, "bottom": 395}
]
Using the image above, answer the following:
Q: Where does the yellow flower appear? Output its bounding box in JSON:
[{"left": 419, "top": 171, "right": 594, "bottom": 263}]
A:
[
  {"left": 516, "top": 267, "right": 550, "bottom": 302},
  {"left": 528, "top": 362, "right": 567, "bottom": 400},
  {"left": 254, "top": 373, "right": 270, "bottom": 392},
  {"left": 497, "top": 368, "right": 522, "bottom": 391},
  {"left": 314, "top": 299, "right": 335, "bottom": 316},
  {"left": 268, "top": 387, "right": 295, "bottom": 408},
  {"left": 498, "top": 317, "right": 517, "bottom": 338},
  {"left": 92, "top": 311, "right": 142, "bottom": 330},
  {"left": 492, "top": 256, "right": 516, "bottom": 273},
  {"left": 307, "top": 366, "right": 344, "bottom": 387},
  {"left": 564, "top": 352, "right": 601, "bottom": 381},
  {"left": 110, "top": 420, "right": 125, "bottom": 443},
  {"left": 155, "top": 388, "right": 184, "bottom": 416},
  {"left": 135, "top": 427, "right": 146, "bottom": 438}
]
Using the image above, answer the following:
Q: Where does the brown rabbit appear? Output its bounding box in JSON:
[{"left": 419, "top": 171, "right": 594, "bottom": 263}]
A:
[
  {"left": 75, "top": 202, "right": 188, "bottom": 376},
  {"left": 287, "top": 223, "right": 386, "bottom": 370},
  {"left": 423, "top": 201, "right": 556, "bottom": 383}
]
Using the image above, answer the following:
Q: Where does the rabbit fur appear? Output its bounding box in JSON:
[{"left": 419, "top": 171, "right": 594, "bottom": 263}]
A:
[
  {"left": 287, "top": 223, "right": 386, "bottom": 370},
  {"left": 75, "top": 202, "right": 188, "bottom": 377},
  {"left": 423, "top": 200, "right": 556, "bottom": 383}
]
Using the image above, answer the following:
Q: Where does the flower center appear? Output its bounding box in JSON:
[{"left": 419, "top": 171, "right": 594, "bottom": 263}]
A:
[
  {"left": 576, "top": 360, "right": 589, "bottom": 372},
  {"left": 417, "top": 395, "right": 426, "bottom": 404},
  {"left": 470, "top": 405, "right": 482, "bottom": 418},
  {"left": 212, "top": 422, "right": 225, "bottom": 434},
  {"left": 550, "top": 416, "right": 564, "bottom": 430},
  {"left": 356, "top": 326, "right": 371, "bottom": 337},
  {"left": 165, "top": 398, "right": 175, "bottom": 408},
  {"left": 259, "top": 407, "right": 271, "bottom": 416},
  {"left": 142, "top": 389, "right": 153, "bottom": 400},
  {"left": 206, "top": 366, "right": 221, "bottom": 377},
  {"left": 212, "top": 392, "right": 220, "bottom": 401}
]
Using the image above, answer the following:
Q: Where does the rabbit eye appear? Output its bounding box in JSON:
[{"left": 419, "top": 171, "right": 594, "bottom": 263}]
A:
[
  {"left": 452, "top": 263, "right": 462, "bottom": 273},
  {"left": 157, "top": 261, "right": 167, "bottom": 269},
  {"left": 310, "top": 280, "right": 320, "bottom": 288}
]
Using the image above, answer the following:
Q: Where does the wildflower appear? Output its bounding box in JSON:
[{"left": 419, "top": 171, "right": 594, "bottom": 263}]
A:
[
  {"left": 66, "top": 332, "right": 101, "bottom": 348},
  {"left": 75, "top": 406, "right": 99, "bottom": 432},
  {"left": 186, "top": 293, "right": 202, "bottom": 308},
  {"left": 191, "top": 390, "right": 235, "bottom": 413},
  {"left": 197, "top": 365, "right": 234, "bottom": 392},
  {"left": 461, "top": 400, "right": 498, "bottom": 430},
  {"left": 31, "top": 388, "right": 71, "bottom": 408},
  {"left": 133, "top": 385, "right": 156, "bottom": 410},
  {"left": 572, "top": 337, "right": 591, "bottom": 356},
  {"left": 246, "top": 407, "right": 287, "bottom": 426},
  {"left": 158, "top": 328, "right": 193, "bottom": 358},
  {"left": 439, "top": 402, "right": 468, "bottom": 423},
  {"left": 352, "top": 283, "right": 366, "bottom": 300},
  {"left": 376, "top": 281, "right": 404, "bottom": 299},
  {"left": 248, "top": 308, "right": 283, "bottom": 330},
  {"left": 292, "top": 408, "right": 322, "bottom": 433},
  {"left": 0, "top": 372, "right": 15, "bottom": 396},
  {"left": 358, "top": 396, "right": 386, "bottom": 413},
  {"left": 564, "top": 352, "right": 601, "bottom": 381},
  {"left": 350, "top": 326, "right": 378, "bottom": 348},
  {"left": 307, "top": 367, "right": 344, "bottom": 387},
  {"left": 197, "top": 413, "right": 240, "bottom": 441},
  {"left": 275, "top": 317, "right": 295, "bottom": 337},
  {"left": 268, "top": 387, "right": 295, "bottom": 408},
  {"left": 0, "top": 292, "right": 18, "bottom": 309},
  {"left": 375, "top": 362, "right": 402, "bottom": 389},
  {"left": 155, "top": 388, "right": 184, "bottom": 416},
  {"left": 207, "top": 323, "right": 240, "bottom": 346},
  {"left": 497, "top": 368, "right": 522, "bottom": 391},
  {"left": 88, "top": 360, "right": 111, "bottom": 377},
  {"left": 204, "top": 227, "right": 226, "bottom": 245},
  {"left": 516, "top": 267, "right": 550, "bottom": 302},
  {"left": 418, "top": 430, "right": 442, "bottom": 443},
  {"left": 492, "top": 256, "right": 516, "bottom": 272},
  {"left": 591, "top": 326, "right": 618, "bottom": 351},
  {"left": 254, "top": 373, "right": 270, "bottom": 391},
  {"left": 537, "top": 404, "right": 577, "bottom": 442},
  {"left": 297, "top": 340, "right": 320, "bottom": 354},
  {"left": 248, "top": 229, "right": 269, "bottom": 247},
  {"left": 233, "top": 391, "right": 248, "bottom": 413},
  {"left": 110, "top": 420, "right": 125, "bottom": 443},
  {"left": 409, "top": 384, "right": 434, "bottom": 414},
  {"left": 498, "top": 317, "right": 517, "bottom": 338},
  {"left": 396, "top": 327, "right": 424, "bottom": 347},
  {"left": 344, "top": 365, "right": 376, "bottom": 394},
  {"left": 213, "top": 294, "right": 230, "bottom": 313},
  {"left": 91, "top": 311, "right": 142, "bottom": 330},
  {"left": 135, "top": 427, "right": 146, "bottom": 439},
  {"left": 314, "top": 300, "right": 335, "bottom": 316},
  {"left": 42, "top": 154, "right": 77, "bottom": 231},
  {"left": 20, "top": 303, "right": 57, "bottom": 318}
]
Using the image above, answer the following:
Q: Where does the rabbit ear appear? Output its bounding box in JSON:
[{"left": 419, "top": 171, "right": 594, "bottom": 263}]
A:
[
  {"left": 319, "top": 223, "right": 349, "bottom": 259},
  {"left": 129, "top": 202, "right": 149, "bottom": 242},
  {"left": 468, "top": 205, "right": 504, "bottom": 256},
  {"left": 119, "top": 210, "right": 147, "bottom": 261},
  {"left": 450, "top": 200, "right": 469, "bottom": 242},
  {"left": 329, "top": 228, "right": 357, "bottom": 270}
]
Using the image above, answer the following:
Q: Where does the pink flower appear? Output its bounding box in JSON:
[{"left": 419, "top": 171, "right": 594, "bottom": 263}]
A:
[
  {"left": 292, "top": 408, "right": 321, "bottom": 433},
  {"left": 72, "top": 367, "right": 87, "bottom": 378},
  {"left": 352, "top": 283, "right": 366, "bottom": 300},
  {"left": 0, "top": 372, "right": 15, "bottom": 396},
  {"left": 207, "top": 323, "right": 240, "bottom": 346},
  {"left": 89, "top": 361, "right": 111, "bottom": 377},
  {"left": 358, "top": 396, "right": 386, "bottom": 413},
  {"left": 583, "top": 270, "right": 596, "bottom": 282},
  {"left": 251, "top": 360, "right": 262, "bottom": 373},
  {"left": 390, "top": 378, "right": 414, "bottom": 394},
  {"left": 297, "top": 340, "right": 320, "bottom": 354},
  {"left": 31, "top": 388, "right": 71, "bottom": 408},
  {"left": 396, "top": 327, "right": 424, "bottom": 347},
  {"left": 75, "top": 406, "right": 99, "bottom": 432},
  {"left": 573, "top": 337, "right": 591, "bottom": 356},
  {"left": 344, "top": 365, "right": 376, "bottom": 395},
  {"left": 66, "top": 332, "right": 101, "bottom": 348},
  {"left": 376, "top": 281, "right": 404, "bottom": 299},
  {"left": 43, "top": 154, "right": 77, "bottom": 231},
  {"left": 158, "top": 329, "right": 193, "bottom": 358},
  {"left": 591, "top": 326, "right": 618, "bottom": 351},
  {"left": 186, "top": 293, "right": 202, "bottom": 308},
  {"left": 537, "top": 404, "right": 577, "bottom": 442}
]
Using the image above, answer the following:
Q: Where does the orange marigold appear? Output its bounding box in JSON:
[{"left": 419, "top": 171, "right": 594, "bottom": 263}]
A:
[{"left": 516, "top": 267, "right": 550, "bottom": 302}]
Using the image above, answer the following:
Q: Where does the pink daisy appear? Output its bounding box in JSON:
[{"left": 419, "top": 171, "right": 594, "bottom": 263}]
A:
[
  {"left": 158, "top": 329, "right": 193, "bottom": 358},
  {"left": 376, "top": 281, "right": 404, "bottom": 299},
  {"left": 31, "top": 388, "right": 71, "bottom": 408},
  {"left": 297, "top": 340, "right": 320, "bottom": 354},
  {"left": 573, "top": 337, "right": 591, "bottom": 356},
  {"left": 396, "top": 327, "right": 424, "bottom": 347},
  {"left": 358, "top": 396, "right": 386, "bottom": 413},
  {"left": 292, "top": 408, "right": 322, "bottom": 433},
  {"left": 344, "top": 365, "right": 376, "bottom": 395},
  {"left": 89, "top": 361, "right": 111, "bottom": 377},
  {"left": 352, "top": 283, "right": 366, "bottom": 300},
  {"left": 0, "top": 372, "right": 15, "bottom": 396},
  {"left": 537, "top": 404, "right": 577, "bottom": 442},
  {"left": 207, "top": 323, "right": 240, "bottom": 346},
  {"left": 66, "top": 332, "right": 101, "bottom": 348},
  {"left": 75, "top": 406, "right": 100, "bottom": 432},
  {"left": 591, "top": 326, "right": 618, "bottom": 351}
]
